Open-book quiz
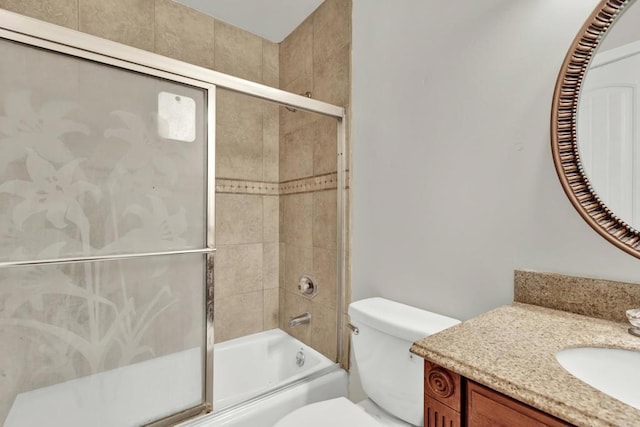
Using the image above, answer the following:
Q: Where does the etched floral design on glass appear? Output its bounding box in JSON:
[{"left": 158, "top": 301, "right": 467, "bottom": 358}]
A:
[
  {"left": 0, "top": 91, "right": 89, "bottom": 175},
  {"left": 0, "top": 38, "right": 207, "bottom": 425}
]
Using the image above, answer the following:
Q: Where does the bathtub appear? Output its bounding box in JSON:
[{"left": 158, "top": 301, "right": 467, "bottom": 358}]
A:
[
  {"left": 6, "top": 328, "right": 346, "bottom": 427},
  {"left": 182, "top": 328, "right": 348, "bottom": 427}
]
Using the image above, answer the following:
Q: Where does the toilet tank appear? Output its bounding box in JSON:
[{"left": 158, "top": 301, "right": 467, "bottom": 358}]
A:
[{"left": 349, "top": 298, "right": 460, "bottom": 426}]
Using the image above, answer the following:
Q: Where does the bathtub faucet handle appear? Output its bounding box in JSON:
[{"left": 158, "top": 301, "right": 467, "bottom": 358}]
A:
[{"left": 298, "top": 275, "right": 318, "bottom": 298}]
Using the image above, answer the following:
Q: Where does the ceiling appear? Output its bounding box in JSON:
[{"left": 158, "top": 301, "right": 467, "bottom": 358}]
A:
[{"left": 173, "top": 0, "right": 325, "bottom": 43}]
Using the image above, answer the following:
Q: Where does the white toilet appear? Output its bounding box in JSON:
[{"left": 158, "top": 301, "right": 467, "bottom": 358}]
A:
[{"left": 274, "top": 297, "right": 460, "bottom": 427}]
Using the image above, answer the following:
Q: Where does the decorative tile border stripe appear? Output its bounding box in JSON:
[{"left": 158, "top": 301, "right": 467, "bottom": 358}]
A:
[
  {"left": 216, "top": 179, "right": 279, "bottom": 195},
  {"left": 280, "top": 172, "right": 338, "bottom": 195},
  {"left": 216, "top": 171, "right": 348, "bottom": 196}
]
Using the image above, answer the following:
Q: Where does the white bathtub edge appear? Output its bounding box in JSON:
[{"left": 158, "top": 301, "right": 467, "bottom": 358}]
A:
[{"left": 181, "top": 365, "right": 348, "bottom": 427}]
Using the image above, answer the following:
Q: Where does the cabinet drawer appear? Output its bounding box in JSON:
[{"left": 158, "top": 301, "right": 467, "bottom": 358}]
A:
[{"left": 467, "top": 381, "right": 573, "bottom": 427}]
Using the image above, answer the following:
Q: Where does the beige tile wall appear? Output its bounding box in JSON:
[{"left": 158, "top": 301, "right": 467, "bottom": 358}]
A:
[
  {"left": 214, "top": 89, "right": 279, "bottom": 342},
  {"left": 0, "top": 0, "right": 352, "bottom": 358},
  {"left": 279, "top": 0, "right": 352, "bottom": 362},
  {"left": 0, "top": 0, "right": 78, "bottom": 29}
]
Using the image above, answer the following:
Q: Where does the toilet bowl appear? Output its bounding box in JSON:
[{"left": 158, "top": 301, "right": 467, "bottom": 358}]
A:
[
  {"left": 273, "top": 397, "right": 413, "bottom": 427},
  {"left": 273, "top": 397, "right": 379, "bottom": 427},
  {"left": 273, "top": 298, "right": 460, "bottom": 427}
]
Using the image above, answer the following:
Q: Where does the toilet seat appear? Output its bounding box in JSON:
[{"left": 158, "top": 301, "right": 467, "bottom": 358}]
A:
[{"left": 273, "top": 397, "right": 382, "bottom": 427}]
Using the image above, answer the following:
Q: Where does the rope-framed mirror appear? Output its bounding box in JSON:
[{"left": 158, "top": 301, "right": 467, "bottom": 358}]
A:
[{"left": 551, "top": 0, "right": 640, "bottom": 258}]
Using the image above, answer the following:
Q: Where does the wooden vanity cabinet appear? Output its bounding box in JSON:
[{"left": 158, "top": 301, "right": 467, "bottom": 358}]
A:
[{"left": 424, "top": 361, "right": 573, "bottom": 427}]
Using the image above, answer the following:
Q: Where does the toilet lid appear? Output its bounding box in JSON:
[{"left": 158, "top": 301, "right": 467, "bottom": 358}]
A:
[{"left": 273, "top": 397, "right": 382, "bottom": 427}]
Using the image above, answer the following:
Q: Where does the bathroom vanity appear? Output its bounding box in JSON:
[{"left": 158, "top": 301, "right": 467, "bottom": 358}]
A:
[
  {"left": 411, "top": 271, "right": 640, "bottom": 427},
  {"left": 422, "top": 360, "right": 571, "bottom": 426}
]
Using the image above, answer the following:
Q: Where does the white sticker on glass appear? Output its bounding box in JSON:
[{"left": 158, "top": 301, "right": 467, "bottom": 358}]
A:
[{"left": 157, "top": 91, "right": 196, "bottom": 142}]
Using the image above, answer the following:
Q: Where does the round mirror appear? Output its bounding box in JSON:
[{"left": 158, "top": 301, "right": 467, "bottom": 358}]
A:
[{"left": 552, "top": 0, "right": 640, "bottom": 258}]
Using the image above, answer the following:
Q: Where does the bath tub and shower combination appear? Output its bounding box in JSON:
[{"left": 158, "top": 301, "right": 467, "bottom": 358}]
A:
[
  {"left": 0, "top": 9, "right": 347, "bottom": 427},
  {"left": 184, "top": 329, "right": 347, "bottom": 427}
]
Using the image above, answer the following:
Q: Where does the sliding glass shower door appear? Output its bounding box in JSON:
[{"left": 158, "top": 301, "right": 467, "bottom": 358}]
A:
[{"left": 0, "top": 34, "right": 214, "bottom": 426}]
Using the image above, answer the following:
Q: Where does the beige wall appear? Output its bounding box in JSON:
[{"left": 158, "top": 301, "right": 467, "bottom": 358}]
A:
[{"left": 278, "top": 0, "right": 351, "bottom": 361}]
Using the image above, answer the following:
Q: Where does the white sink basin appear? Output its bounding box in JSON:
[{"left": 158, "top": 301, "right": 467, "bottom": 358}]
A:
[{"left": 556, "top": 347, "right": 640, "bottom": 410}]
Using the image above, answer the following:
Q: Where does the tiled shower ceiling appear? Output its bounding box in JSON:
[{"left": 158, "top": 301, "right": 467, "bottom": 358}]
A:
[{"left": 172, "top": 0, "right": 325, "bottom": 43}]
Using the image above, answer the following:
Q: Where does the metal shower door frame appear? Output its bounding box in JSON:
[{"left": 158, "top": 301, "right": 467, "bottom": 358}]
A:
[{"left": 0, "top": 8, "right": 347, "bottom": 427}]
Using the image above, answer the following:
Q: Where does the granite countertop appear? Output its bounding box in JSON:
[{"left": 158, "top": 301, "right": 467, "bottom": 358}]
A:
[{"left": 410, "top": 302, "right": 640, "bottom": 427}]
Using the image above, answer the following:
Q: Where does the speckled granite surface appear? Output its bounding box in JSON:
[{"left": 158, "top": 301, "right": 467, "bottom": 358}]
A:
[
  {"left": 410, "top": 303, "right": 640, "bottom": 427},
  {"left": 514, "top": 270, "right": 640, "bottom": 323}
]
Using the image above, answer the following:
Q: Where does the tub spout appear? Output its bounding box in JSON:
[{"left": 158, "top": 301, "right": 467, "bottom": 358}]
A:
[{"left": 288, "top": 312, "right": 311, "bottom": 328}]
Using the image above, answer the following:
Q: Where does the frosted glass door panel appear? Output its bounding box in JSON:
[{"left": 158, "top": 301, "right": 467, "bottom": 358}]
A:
[
  {"left": 0, "top": 39, "right": 207, "bottom": 262},
  {"left": 1, "top": 253, "right": 205, "bottom": 426},
  {"left": 0, "top": 37, "right": 210, "bottom": 426}
]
